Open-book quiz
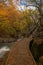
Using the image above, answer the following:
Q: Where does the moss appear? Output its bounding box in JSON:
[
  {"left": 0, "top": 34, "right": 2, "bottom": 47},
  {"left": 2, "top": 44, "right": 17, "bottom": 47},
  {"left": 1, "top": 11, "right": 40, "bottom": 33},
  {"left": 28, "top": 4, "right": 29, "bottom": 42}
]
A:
[{"left": 38, "top": 56, "right": 43, "bottom": 65}]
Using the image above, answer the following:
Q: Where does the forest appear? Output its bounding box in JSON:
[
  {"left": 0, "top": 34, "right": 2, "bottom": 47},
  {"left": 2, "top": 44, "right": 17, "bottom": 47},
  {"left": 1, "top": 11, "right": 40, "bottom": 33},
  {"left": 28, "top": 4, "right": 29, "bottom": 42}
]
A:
[
  {"left": 0, "top": 0, "right": 43, "bottom": 65},
  {"left": 0, "top": 1, "right": 39, "bottom": 38}
]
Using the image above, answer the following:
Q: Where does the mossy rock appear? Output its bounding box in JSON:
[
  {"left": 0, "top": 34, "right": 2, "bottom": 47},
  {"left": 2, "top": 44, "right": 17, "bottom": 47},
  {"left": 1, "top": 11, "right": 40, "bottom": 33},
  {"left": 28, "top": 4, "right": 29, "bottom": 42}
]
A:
[{"left": 38, "top": 56, "right": 43, "bottom": 65}]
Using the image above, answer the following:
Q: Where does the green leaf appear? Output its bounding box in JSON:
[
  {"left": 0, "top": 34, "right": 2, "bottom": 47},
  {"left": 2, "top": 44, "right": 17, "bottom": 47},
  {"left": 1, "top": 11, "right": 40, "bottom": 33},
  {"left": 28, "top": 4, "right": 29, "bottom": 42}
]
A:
[{"left": 30, "top": 0, "right": 36, "bottom": 2}]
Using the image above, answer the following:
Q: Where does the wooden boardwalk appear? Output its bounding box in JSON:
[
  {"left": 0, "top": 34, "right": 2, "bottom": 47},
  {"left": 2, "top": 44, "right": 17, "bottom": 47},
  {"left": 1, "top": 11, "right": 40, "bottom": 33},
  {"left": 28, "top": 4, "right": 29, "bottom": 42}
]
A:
[{"left": 5, "top": 35, "right": 37, "bottom": 65}]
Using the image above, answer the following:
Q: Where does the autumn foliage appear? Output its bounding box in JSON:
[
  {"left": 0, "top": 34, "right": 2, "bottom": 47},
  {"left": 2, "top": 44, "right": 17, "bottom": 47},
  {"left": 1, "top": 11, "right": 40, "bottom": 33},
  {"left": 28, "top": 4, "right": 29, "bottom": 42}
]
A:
[{"left": 0, "top": 2, "right": 38, "bottom": 38}]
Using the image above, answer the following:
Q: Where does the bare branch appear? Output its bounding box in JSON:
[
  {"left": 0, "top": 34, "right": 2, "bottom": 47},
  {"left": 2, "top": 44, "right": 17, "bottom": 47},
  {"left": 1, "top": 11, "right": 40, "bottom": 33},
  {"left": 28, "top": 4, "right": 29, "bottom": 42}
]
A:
[{"left": 26, "top": 4, "right": 39, "bottom": 9}]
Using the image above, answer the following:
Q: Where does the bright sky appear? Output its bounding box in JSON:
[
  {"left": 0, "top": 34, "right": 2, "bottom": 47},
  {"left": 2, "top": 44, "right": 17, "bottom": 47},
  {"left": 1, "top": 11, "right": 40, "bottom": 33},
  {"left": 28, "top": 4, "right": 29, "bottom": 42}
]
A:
[
  {"left": 3, "top": 0, "right": 36, "bottom": 11},
  {"left": 13, "top": 0, "right": 36, "bottom": 11},
  {"left": 17, "top": 5, "right": 36, "bottom": 11}
]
